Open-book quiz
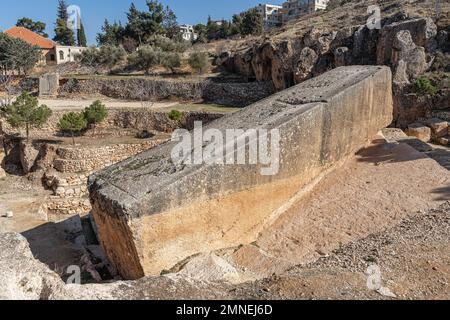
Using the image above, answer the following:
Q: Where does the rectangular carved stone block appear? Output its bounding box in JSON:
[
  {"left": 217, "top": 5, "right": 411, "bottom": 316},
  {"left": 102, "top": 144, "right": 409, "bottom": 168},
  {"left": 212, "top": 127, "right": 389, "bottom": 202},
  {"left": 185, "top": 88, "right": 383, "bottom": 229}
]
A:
[{"left": 89, "top": 66, "right": 393, "bottom": 280}]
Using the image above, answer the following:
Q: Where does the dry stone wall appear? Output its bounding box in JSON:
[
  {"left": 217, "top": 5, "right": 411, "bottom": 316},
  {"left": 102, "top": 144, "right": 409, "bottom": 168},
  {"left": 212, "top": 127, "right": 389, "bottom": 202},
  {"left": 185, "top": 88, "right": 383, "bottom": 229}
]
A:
[
  {"left": 58, "top": 77, "right": 274, "bottom": 107},
  {"left": 39, "top": 109, "right": 223, "bottom": 134},
  {"left": 53, "top": 140, "right": 167, "bottom": 174}
]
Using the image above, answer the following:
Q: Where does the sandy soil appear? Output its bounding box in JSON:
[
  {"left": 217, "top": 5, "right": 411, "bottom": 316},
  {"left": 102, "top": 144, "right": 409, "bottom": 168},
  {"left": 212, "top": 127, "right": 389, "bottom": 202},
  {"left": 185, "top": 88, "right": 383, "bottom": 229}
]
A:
[
  {"left": 218, "top": 136, "right": 450, "bottom": 280},
  {"left": 236, "top": 203, "right": 450, "bottom": 300}
]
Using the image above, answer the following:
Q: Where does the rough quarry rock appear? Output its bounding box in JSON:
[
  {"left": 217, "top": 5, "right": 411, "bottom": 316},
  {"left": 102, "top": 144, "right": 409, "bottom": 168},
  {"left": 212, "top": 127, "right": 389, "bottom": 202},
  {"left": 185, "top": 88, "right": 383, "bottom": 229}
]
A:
[
  {"left": 19, "top": 141, "right": 39, "bottom": 174},
  {"left": 0, "top": 151, "right": 5, "bottom": 179},
  {"left": 0, "top": 232, "right": 233, "bottom": 300},
  {"left": 0, "top": 233, "right": 64, "bottom": 300},
  {"left": 89, "top": 66, "right": 393, "bottom": 280},
  {"left": 377, "top": 18, "right": 437, "bottom": 66},
  {"left": 294, "top": 47, "right": 318, "bottom": 83},
  {"left": 391, "top": 30, "right": 431, "bottom": 81},
  {"left": 425, "top": 118, "right": 449, "bottom": 139},
  {"left": 405, "top": 123, "right": 432, "bottom": 142}
]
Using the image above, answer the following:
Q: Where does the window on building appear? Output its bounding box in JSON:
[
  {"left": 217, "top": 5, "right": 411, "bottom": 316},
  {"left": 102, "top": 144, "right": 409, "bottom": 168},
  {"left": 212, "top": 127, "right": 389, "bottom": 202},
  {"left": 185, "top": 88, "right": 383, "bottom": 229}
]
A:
[
  {"left": 50, "top": 54, "right": 55, "bottom": 61},
  {"left": 59, "top": 51, "right": 64, "bottom": 61}
]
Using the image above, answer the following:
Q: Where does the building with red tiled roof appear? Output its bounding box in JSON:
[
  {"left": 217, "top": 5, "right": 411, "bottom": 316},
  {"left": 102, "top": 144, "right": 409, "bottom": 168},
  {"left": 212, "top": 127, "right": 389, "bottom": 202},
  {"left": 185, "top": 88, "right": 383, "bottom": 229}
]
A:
[
  {"left": 5, "top": 26, "right": 57, "bottom": 49},
  {"left": 4, "top": 26, "right": 87, "bottom": 66}
]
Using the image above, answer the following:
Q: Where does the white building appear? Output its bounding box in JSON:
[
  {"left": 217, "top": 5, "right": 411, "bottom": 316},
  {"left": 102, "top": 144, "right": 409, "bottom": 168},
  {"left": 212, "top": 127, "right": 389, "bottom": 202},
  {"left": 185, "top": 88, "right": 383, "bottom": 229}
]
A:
[
  {"left": 281, "top": 0, "right": 330, "bottom": 23},
  {"left": 254, "top": 3, "right": 283, "bottom": 28},
  {"left": 54, "top": 45, "right": 87, "bottom": 64},
  {"left": 179, "top": 24, "right": 198, "bottom": 42}
]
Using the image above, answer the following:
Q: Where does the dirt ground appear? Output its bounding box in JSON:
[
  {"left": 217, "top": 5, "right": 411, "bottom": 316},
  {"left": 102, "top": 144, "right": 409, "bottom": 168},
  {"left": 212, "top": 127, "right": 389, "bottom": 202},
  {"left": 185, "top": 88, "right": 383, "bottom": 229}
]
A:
[
  {"left": 38, "top": 98, "right": 178, "bottom": 111},
  {"left": 235, "top": 203, "right": 450, "bottom": 300},
  {"left": 1, "top": 131, "right": 450, "bottom": 299}
]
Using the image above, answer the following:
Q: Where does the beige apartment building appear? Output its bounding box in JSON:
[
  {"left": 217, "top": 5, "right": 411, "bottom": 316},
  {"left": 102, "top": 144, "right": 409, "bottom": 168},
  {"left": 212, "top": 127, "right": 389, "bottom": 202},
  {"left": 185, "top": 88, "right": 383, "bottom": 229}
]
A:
[
  {"left": 254, "top": 3, "right": 283, "bottom": 28},
  {"left": 281, "top": 0, "right": 330, "bottom": 23}
]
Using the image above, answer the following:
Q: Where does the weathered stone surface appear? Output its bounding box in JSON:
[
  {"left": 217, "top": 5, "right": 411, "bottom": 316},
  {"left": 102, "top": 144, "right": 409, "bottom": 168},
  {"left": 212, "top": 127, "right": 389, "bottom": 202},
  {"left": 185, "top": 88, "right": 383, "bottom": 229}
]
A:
[
  {"left": 89, "top": 66, "right": 393, "bottom": 280},
  {"left": 391, "top": 30, "right": 431, "bottom": 81},
  {"left": 0, "top": 232, "right": 233, "bottom": 300},
  {"left": 425, "top": 118, "right": 449, "bottom": 139},
  {"left": 333, "top": 47, "right": 351, "bottom": 67},
  {"left": 19, "top": 141, "right": 39, "bottom": 174},
  {"left": 405, "top": 123, "right": 431, "bottom": 142},
  {"left": 0, "top": 150, "right": 5, "bottom": 179},
  {"left": 59, "top": 77, "right": 273, "bottom": 108},
  {"left": 0, "top": 233, "right": 64, "bottom": 300},
  {"left": 377, "top": 18, "right": 437, "bottom": 66},
  {"left": 39, "top": 73, "right": 60, "bottom": 98},
  {"left": 294, "top": 47, "right": 318, "bottom": 83}
]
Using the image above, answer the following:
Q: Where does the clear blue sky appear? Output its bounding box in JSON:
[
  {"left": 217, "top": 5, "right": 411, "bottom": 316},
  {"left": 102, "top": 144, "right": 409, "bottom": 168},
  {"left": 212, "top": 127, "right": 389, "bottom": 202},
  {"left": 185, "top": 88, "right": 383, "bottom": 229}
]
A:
[{"left": 0, "top": 0, "right": 274, "bottom": 45}]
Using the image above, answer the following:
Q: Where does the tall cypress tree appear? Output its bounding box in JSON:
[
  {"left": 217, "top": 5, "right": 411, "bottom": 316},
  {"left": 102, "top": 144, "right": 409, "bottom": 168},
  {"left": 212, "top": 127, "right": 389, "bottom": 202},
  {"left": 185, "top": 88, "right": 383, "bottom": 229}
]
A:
[
  {"left": 53, "top": 0, "right": 75, "bottom": 45},
  {"left": 77, "top": 21, "right": 87, "bottom": 46}
]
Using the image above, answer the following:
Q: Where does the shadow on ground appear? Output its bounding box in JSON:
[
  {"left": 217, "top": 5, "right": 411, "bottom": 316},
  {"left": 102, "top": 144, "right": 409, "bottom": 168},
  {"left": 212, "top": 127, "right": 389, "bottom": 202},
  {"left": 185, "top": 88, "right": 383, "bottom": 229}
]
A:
[{"left": 356, "top": 139, "right": 428, "bottom": 164}]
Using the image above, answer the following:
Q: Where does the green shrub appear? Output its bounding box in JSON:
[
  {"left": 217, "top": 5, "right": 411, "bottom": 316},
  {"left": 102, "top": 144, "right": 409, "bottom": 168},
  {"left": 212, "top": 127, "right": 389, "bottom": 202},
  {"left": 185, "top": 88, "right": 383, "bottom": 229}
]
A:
[
  {"left": 168, "top": 110, "right": 182, "bottom": 121},
  {"left": 127, "top": 46, "right": 162, "bottom": 72},
  {"left": 77, "top": 45, "right": 126, "bottom": 70},
  {"left": 58, "top": 112, "right": 88, "bottom": 145},
  {"left": 161, "top": 52, "right": 181, "bottom": 72},
  {"left": 97, "top": 45, "right": 127, "bottom": 69},
  {"left": 84, "top": 100, "right": 108, "bottom": 135},
  {"left": 146, "top": 35, "right": 189, "bottom": 53},
  {"left": 188, "top": 52, "right": 210, "bottom": 74},
  {"left": 413, "top": 77, "right": 437, "bottom": 95}
]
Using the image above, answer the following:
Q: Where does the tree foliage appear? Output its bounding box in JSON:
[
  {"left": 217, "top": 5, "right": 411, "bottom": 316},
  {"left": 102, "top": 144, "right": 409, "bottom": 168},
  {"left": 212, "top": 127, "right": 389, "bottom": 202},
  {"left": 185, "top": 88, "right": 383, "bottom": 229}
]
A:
[
  {"left": 77, "top": 21, "right": 87, "bottom": 47},
  {"left": 16, "top": 18, "right": 48, "bottom": 38},
  {"left": 161, "top": 52, "right": 181, "bottom": 72},
  {"left": 97, "top": 1, "right": 180, "bottom": 47},
  {"left": 53, "top": 0, "right": 75, "bottom": 46},
  {"left": 77, "top": 45, "right": 126, "bottom": 70},
  {"left": 84, "top": 100, "right": 108, "bottom": 126},
  {"left": 127, "top": 46, "right": 162, "bottom": 72},
  {"left": 97, "top": 19, "right": 125, "bottom": 46},
  {"left": 240, "top": 9, "right": 264, "bottom": 36},
  {"left": 188, "top": 52, "right": 210, "bottom": 74},
  {"left": 0, "top": 33, "right": 41, "bottom": 74},
  {"left": 1, "top": 92, "right": 52, "bottom": 141},
  {"left": 58, "top": 112, "right": 87, "bottom": 145}
]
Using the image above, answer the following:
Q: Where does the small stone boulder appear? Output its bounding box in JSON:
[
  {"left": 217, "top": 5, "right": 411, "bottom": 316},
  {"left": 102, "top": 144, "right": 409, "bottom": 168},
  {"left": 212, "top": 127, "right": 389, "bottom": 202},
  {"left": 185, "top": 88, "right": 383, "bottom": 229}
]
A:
[
  {"left": 425, "top": 118, "right": 449, "bottom": 139},
  {"left": 405, "top": 123, "right": 431, "bottom": 142},
  {"left": 294, "top": 47, "right": 318, "bottom": 83},
  {"left": 19, "top": 141, "right": 39, "bottom": 174},
  {"left": 0, "top": 233, "right": 64, "bottom": 299}
]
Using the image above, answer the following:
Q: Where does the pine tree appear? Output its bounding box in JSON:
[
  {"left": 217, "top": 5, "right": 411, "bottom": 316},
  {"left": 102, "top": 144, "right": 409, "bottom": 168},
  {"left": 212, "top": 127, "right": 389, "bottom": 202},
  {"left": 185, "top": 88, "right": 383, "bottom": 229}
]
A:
[
  {"left": 241, "top": 9, "right": 264, "bottom": 36},
  {"left": 84, "top": 100, "right": 107, "bottom": 136},
  {"left": 58, "top": 112, "right": 87, "bottom": 145},
  {"left": 16, "top": 18, "right": 48, "bottom": 38},
  {"left": 163, "top": 6, "right": 178, "bottom": 39},
  {"left": 126, "top": 3, "right": 144, "bottom": 45},
  {"left": 77, "top": 21, "right": 87, "bottom": 47},
  {"left": 2, "top": 92, "right": 52, "bottom": 141},
  {"left": 53, "top": 0, "right": 75, "bottom": 45}
]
